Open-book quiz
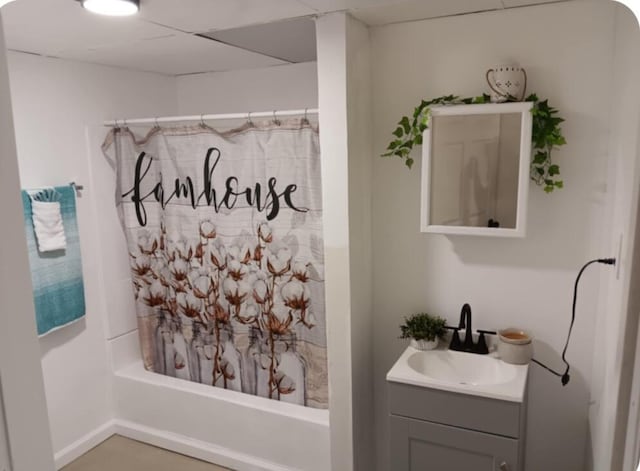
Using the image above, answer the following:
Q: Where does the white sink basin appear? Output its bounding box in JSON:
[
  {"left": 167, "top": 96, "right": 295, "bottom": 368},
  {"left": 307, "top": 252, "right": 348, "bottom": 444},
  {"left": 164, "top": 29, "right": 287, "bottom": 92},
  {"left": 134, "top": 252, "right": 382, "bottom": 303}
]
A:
[
  {"left": 407, "top": 349, "right": 517, "bottom": 386},
  {"left": 387, "top": 347, "right": 528, "bottom": 402}
]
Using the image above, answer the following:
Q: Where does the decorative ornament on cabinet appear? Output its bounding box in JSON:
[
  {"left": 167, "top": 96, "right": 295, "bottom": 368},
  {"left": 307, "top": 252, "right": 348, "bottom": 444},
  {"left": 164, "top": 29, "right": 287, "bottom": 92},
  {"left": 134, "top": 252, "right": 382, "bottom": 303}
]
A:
[{"left": 486, "top": 64, "right": 528, "bottom": 103}]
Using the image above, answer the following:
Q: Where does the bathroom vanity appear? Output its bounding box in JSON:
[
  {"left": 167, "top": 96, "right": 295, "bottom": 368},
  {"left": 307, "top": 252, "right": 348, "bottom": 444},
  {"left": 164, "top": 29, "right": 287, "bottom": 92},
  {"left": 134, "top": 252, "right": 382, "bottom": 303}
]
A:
[{"left": 387, "top": 347, "right": 528, "bottom": 471}]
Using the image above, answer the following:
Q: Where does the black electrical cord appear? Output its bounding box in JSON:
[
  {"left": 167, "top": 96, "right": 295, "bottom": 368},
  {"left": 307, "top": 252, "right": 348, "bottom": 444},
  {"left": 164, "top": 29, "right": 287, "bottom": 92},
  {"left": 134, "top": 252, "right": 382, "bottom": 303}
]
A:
[{"left": 532, "top": 258, "right": 616, "bottom": 386}]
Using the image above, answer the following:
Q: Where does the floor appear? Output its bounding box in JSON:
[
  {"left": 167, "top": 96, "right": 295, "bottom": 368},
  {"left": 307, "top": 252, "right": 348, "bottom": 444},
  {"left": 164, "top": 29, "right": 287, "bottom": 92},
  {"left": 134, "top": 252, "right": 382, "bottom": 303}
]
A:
[{"left": 62, "top": 435, "right": 232, "bottom": 471}]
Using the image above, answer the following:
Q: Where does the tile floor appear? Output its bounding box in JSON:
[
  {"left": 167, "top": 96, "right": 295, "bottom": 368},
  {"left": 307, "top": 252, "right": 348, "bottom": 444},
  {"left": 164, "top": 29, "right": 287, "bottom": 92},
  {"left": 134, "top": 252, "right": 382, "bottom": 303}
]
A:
[{"left": 62, "top": 435, "right": 232, "bottom": 471}]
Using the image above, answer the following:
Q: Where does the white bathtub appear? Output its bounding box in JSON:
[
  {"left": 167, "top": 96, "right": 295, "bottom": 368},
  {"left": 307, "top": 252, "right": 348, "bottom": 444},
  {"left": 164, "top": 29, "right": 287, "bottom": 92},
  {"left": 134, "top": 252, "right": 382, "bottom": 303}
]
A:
[{"left": 108, "top": 330, "right": 331, "bottom": 471}]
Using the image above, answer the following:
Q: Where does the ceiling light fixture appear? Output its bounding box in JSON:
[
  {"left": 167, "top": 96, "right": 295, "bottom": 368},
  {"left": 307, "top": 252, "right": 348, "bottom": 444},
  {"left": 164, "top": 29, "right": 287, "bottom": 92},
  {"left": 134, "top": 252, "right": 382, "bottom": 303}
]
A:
[{"left": 80, "top": 0, "right": 139, "bottom": 16}]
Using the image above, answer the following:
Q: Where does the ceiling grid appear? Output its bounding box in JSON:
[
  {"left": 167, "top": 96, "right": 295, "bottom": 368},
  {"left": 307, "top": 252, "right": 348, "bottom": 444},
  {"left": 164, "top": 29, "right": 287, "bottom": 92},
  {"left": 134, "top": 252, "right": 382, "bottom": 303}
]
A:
[{"left": 1, "top": 0, "right": 568, "bottom": 76}]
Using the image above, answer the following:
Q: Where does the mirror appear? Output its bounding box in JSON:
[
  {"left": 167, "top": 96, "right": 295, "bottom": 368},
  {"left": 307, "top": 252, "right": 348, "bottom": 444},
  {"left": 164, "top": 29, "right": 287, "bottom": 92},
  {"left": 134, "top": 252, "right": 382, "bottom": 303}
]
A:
[{"left": 420, "top": 102, "right": 532, "bottom": 237}]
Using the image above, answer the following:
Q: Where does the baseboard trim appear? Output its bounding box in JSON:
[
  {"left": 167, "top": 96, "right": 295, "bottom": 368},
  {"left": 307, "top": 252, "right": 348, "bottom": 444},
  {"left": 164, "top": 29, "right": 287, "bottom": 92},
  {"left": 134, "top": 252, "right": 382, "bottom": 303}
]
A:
[
  {"left": 55, "top": 419, "right": 297, "bottom": 471},
  {"left": 54, "top": 420, "right": 117, "bottom": 469},
  {"left": 113, "top": 419, "right": 297, "bottom": 471}
]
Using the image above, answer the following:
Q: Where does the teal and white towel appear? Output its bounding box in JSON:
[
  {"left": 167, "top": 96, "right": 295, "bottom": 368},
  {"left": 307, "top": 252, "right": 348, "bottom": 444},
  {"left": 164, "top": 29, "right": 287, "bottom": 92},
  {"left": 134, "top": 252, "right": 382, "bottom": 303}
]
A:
[{"left": 22, "top": 186, "right": 86, "bottom": 336}]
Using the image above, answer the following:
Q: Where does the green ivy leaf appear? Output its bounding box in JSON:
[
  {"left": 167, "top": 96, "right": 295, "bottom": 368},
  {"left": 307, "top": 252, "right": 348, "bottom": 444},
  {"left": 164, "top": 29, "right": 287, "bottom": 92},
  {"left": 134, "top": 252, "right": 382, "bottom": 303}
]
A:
[
  {"left": 392, "top": 127, "right": 403, "bottom": 138},
  {"left": 548, "top": 164, "right": 560, "bottom": 176},
  {"left": 400, "top": 116, "right": 411, "bottom": 134},
  {"left": 533, "top": 152, "right": 547, "bottom": 164}
]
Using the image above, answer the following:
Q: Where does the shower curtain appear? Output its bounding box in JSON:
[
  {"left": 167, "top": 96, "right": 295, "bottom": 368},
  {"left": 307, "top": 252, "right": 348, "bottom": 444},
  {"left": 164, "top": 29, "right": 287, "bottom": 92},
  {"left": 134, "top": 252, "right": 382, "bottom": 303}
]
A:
[{"left": 102, "top": 119, "right": 327, "bottom": 409}]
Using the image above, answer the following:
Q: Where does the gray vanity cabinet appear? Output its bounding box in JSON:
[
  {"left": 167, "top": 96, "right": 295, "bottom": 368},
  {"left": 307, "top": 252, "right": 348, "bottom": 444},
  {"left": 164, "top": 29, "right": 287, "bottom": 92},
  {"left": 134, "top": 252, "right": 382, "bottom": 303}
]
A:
[
  {"left": 388, "top": 382, "right": 526, "bottom": 471},
  {"left": 390, "top": 416, "right": 518, "bottom": 470}
]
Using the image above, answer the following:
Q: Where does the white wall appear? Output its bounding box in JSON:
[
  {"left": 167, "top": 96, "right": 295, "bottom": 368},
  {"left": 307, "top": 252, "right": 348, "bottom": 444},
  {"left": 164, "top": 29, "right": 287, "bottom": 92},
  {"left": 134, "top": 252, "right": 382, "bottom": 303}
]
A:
[
  {"left": 0, "top": 13, "right": 55, "bottom": 471},
  {"left": 345, "top": 14, "right": 375, "bottom": 471},
  {"left": 0, "top": 388, "right": 9, "bottom": 471},
  {"left": 593, "top": 3, "right": 640, "bottom": 470},
  {"left": 370, "top": 2, "right": 628, "bottom": 470},
  {"left": 621, "top": 174, "right": 640, "bottom": 470},
  {"left": 177, "top": 62, "right": 318, "bottom": 115},
  {"left": 6, "top": 50, "right": 177, "bottom": 460},
  {"left": 316, "top": 13, "right": 355, "bottom": 471}
]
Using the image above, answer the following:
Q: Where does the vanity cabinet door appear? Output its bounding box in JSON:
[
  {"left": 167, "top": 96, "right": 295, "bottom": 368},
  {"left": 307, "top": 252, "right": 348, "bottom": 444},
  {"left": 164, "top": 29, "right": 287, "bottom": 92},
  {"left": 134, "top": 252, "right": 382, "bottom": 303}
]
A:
[{"left": 390, "top": 415, "right": 519, "bottom": 471}]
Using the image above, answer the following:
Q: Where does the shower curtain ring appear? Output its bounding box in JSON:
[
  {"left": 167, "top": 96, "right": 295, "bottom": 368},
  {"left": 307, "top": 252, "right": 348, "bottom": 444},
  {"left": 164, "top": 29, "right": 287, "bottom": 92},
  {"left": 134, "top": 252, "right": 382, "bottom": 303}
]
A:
[
  {"left": 304, "top": 108, "right": 309, "bottom": 124},
  {"left": 273, "top": 110, "right": 280, "bottom": 126},
  {"left": 123, "top": 118, "right": 128, "bottom": 128},
  {"left": 154, "top": 117, "right": 160, "bottom": 128},
  {"left": 247, "top": 111, "right": 253, "bottom": 127},
  {"left": 114, "top": 118, "right": 119, "bottom": 128},
  {"left": 200, "top": 114, "right": 205, "bottom": 126}
]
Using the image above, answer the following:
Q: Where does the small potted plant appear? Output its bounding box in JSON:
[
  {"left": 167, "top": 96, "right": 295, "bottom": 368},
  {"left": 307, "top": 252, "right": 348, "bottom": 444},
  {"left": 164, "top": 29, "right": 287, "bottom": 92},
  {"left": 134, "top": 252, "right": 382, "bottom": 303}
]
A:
[{"left": 400, "top": 313, "right": 447, "bottom": 350}]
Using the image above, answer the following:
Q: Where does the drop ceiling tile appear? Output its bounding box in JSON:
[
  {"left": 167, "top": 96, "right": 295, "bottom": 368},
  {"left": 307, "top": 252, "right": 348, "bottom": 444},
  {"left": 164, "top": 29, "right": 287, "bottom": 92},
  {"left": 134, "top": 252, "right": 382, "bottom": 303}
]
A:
[
  {"left": 501, "top": 0, "right": 564, "bottom": 7},
  {"left": 297, "top": 0, "right": 421, "bottom": 12},
  {"left": 58, "top": 32, "right": 287, "bottom": 76},
  {"left": 297, "top": 0, "right": 379, "bottom": 12},
  {"left": 138, "top": 0, "right": 317, "bottom": 34},
  {"left": 2, "top": 0, "right": 173, "bottom": 57},
  {"left": 351, "top": 0, "right": 504, "bottom": 25},
  {"left": 202, "top": 17, "right": 316, "bottom": 63}
]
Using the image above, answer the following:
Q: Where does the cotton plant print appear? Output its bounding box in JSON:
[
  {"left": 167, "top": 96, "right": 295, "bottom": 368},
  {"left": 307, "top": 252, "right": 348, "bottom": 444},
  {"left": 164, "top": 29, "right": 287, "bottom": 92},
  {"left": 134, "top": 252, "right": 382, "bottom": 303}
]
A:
[
  {"left": 129, "top": 220, "right": 320, "bottom": 402},
  {"left": 104, "top": 120, "right": 327, "bottom": 408}
]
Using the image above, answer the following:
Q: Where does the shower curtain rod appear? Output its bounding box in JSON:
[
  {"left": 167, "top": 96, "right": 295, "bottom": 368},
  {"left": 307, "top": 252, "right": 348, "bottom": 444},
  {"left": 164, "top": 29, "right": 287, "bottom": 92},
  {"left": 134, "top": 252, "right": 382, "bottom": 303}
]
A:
[{"left": 103, "top": 108, "right": 319, "bottom": 127}]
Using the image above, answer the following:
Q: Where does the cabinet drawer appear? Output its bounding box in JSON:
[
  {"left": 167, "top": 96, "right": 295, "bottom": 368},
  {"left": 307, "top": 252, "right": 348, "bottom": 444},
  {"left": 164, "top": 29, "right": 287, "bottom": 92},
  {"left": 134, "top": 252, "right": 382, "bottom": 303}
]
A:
[
  {"left": 388, "top": 381, "right": 522, "bottom": 438},
  {"left": 390, "top": 415, "right": 520, "bottom": 471}
]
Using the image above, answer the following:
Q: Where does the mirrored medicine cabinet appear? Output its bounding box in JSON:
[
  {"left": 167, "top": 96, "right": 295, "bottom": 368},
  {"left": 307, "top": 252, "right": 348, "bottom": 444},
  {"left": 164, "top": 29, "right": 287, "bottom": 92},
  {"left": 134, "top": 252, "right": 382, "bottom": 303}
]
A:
[{"left": 420, "top": 102, "right": 533, "bottom": 237}]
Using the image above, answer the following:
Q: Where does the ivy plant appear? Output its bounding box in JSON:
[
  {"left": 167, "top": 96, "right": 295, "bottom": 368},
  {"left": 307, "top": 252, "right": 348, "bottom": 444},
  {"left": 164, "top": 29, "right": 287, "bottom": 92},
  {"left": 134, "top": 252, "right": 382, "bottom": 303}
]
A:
[
  {"left": 527, "top": 93, "right": 566, "bottom": 192},
  {"left": 382, "top": 93, "right": 566, "bottom": 193}
]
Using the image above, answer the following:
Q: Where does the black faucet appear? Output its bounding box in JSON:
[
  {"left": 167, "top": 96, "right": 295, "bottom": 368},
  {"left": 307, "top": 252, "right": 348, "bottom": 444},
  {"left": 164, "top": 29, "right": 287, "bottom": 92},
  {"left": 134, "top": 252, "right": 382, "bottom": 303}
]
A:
[
  {"left": 446, "top": 303, "right": 495, "bottom": 355},
  {"left": 459, "top": 303, "right": 474, "bottom": 351}
]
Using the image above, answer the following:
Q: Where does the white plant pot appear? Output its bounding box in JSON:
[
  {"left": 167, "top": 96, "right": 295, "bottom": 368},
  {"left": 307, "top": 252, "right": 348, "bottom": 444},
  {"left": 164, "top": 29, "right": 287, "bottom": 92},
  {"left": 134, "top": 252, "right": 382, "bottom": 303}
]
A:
[{"left": 410, "top": 338, "right": 438, "bottom": 351}]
